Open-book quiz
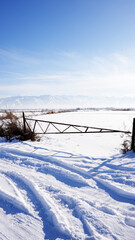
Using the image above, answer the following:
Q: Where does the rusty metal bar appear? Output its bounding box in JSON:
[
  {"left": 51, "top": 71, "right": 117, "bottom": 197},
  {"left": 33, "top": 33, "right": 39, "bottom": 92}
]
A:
[
  {"left": 131, "top": 118, "right": 135, "bottom": 152},
  {"left": 23, "top": 112, "right": 26, "bottom": 133},
  {"left": 44, "top": 123, "right": 50, "bottom": 134},
  {"left": 36, "top": 121, "right": 45, "bottom": 133},
  {"left": 25, "top": 119, "right": 32, "bottom": 132},
  {"left": 85, "top": 127, "right": 88, "bottom": 133},
  {"left": 33, "top": 130, "right": 126, "bottom": 135},
  {"left": 33, "top": 120, "right": 37, "bottom": 133},
  {"left": 62, "top": 125, "right": 71, "bottom": 133},
  {"left": 73, "top": 126, "right": 83, "bottom": 133},
  {"left": 51, "top": 123, "right": 62, "bottom": 133},
  {"left": 25, "top": 117, "right": 131, "bottom": 134}
]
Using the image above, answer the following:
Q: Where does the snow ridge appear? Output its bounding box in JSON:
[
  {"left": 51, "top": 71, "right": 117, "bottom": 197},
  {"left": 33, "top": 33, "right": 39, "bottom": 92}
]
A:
[{"left": 0, "top": 142, "right": 135, "bottom": 239}]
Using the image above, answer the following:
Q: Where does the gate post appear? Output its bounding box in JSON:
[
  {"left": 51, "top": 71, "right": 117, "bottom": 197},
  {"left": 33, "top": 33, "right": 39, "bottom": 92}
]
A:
[
  {"left": 131, "top": 118, "right": 135, "bottom": 152},
  {"left": 22, "top": 112, "right": 26, "bottom": 133}
]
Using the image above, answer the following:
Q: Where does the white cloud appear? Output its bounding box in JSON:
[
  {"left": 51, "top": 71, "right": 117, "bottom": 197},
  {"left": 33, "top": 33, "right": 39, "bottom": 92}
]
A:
[
  {"left": 113, "top": 53, "right": 130, "bottom": 66},
  {"left": 0, "top": 48, "right": 135, "bottom": 97},
  {"left": 59, "top": 51, "right": 78, "bottom": 59},
  {"left": 0, "top": 48, "right": 41, "bottom": 65}
]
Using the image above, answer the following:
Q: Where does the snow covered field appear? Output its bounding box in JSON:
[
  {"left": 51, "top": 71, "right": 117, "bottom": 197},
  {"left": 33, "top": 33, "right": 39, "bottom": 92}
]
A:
[{"left": 0, "top": 110, "right": 135, "bottom": 240}]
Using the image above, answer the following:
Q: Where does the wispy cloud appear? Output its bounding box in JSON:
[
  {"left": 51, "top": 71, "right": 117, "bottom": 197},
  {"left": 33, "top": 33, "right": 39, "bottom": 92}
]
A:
[
  {"left": 59, "top": 51, "right": 78, "bottom": 59},
  {"left": 0, "top": 48, "right": 41, "bottom": 65},
  {"left": 0, "top": 47, "right": 135, "bottom": 97},
  {"left": 113, "top": 53, "right": 130, "bottom": 66},
  {"left": 18, "top": 74, "right": 65, "bottom": 82}
]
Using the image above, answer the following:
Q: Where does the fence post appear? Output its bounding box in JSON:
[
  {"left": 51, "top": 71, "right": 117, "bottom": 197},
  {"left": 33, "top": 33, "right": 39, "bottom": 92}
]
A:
[
  {"left": 23, "top": 112, "right": 26, "bottom": 133},
  {"left": 131, "top": 118, "right": 135, "bottom": 152}
]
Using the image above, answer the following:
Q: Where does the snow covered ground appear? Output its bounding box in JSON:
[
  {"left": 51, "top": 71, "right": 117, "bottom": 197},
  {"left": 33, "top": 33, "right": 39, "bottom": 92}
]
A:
[{"left": 0, "top": 110, "right": 135, "bottom": 240}]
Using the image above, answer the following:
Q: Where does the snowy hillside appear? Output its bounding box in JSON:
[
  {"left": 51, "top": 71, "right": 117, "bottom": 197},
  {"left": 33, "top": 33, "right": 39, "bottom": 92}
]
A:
[
  {"left": 0, "top": 110, "right": 135, "bottom": 239},
  {"left": 0, "top": 95, "right": 135, "bottom": 109}
]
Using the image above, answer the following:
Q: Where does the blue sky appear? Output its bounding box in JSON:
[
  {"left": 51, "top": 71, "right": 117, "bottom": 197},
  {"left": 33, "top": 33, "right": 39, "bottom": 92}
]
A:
[{"left": 0, "top": 0, "right": 135, "bottom": 97}]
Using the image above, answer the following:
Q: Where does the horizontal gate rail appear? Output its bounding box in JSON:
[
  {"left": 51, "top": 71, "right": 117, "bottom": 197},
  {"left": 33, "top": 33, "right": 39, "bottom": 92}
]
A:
[{"left": 23, "top": 116, "right": 131, "bottom": 135}]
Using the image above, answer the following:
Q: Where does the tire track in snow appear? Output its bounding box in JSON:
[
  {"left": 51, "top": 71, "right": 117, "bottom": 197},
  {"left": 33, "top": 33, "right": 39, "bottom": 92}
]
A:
[
  {"left": 95, "top": 177, "right": 135, "bottom": 205},
  {"left": 0, "top": 173, "right": 30, "bottom": 215},
  {"left": 37, "top": 165, "right": 90, "bottom": 188},
  {"left": 2, "top": 148, "right": 98, "bottom": 188},
  {"left": 0, "top": 148, "right": 94, "bottom": 187},
  {"left": 0, "top": 148, "right": 94, "bottom": 190},
  {"left": 2, "top": 147, "right": 134, "bottom": 202},
  {"left": 3, "top": 172, "right": 89, "bottom": 240},
  {"left": 53, "top": 193, "right": 118, "bottom": 240},
  {"left": 0, "top": 232, "right": 10, "bottom": 240},
  {"left": 1, "top": 147, "right": 135, "bottom": 239},
  {"left": 105, "top": 163, "right": 135, "bottom": 172},
  {"left": 1, "top": 148, "right": 135, "bottom": 207}
]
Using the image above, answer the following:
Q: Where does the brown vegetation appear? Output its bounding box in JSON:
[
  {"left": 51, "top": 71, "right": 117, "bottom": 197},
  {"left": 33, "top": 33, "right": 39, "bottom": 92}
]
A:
[
  {"left": 121, "top": 134, "right": 131, "bottom": 154},
  {"left": 0, "top": 111, "right": 39, "bottom": 141}
]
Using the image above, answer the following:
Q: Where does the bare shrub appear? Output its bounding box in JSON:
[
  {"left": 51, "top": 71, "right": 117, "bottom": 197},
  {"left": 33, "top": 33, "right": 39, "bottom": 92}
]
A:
[
  {"left": 121, "top": 133, "right": 131, "bottom": 154},
  {"left": 121, "top": 139, "right": 131, "bottom": 154},
  {"left": 4, "top": 119, "right": 23, "bottom": 141},
  {"left": 0, "top": 111, "right": 18, "bottom": 121},
  {"left": 46, "top": 110, "right": 56, "bottom": 114},
  {"left": 0, "top": 121, "right": 5, "bottom": 137},
  {"left": 0, "top": 111, "right": 39, "bottom": 141},
  {"left": 4, "top": 111, "right": 18, "bottom": 120}
]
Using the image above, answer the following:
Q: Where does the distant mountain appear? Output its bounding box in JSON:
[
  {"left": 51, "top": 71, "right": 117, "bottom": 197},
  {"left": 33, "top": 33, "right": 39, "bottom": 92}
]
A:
[{"left": 0, "top": 95, "right": 135, "bottom": 109}]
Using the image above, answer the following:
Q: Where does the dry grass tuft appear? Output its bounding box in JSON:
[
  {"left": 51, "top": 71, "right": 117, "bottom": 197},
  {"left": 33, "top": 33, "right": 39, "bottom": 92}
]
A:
[
  {"left": 0, "top": 111, "right": 39, "bottom": 141},
  {"left": 121, "top": 139, "right": 131, "bottom": 154},
  {"left": 121, "top": 133, "right": 131, "bottom": 154}
]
